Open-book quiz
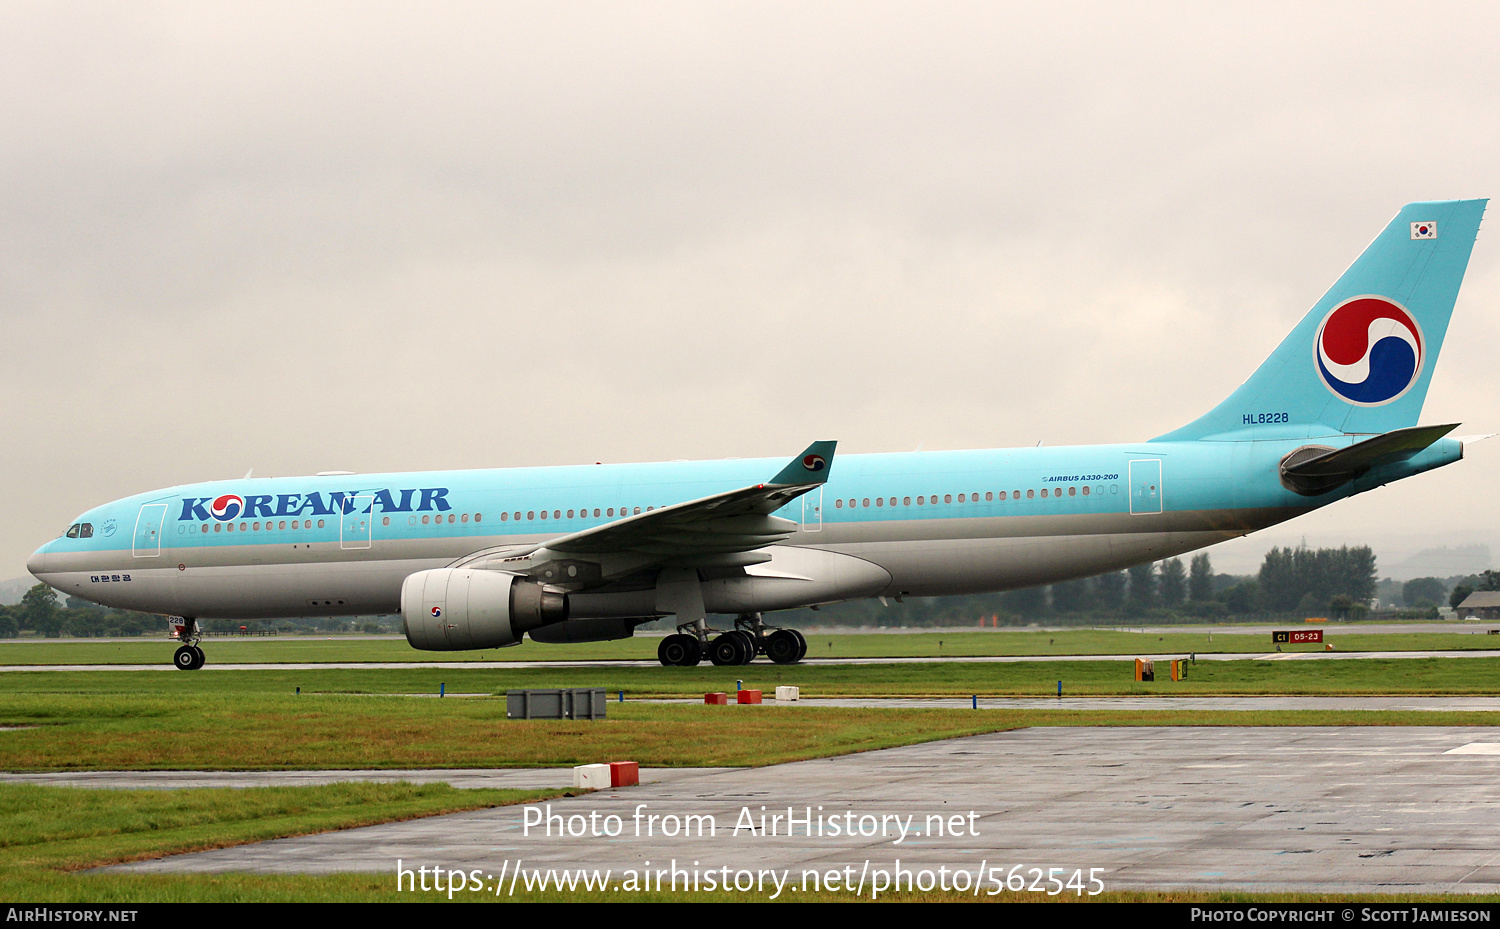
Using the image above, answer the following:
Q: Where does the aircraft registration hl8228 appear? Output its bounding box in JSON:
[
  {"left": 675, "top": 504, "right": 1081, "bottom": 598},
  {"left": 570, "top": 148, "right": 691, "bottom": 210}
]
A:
[{"left": 29, "top": 200, "right": 1488, "bottom": 669}]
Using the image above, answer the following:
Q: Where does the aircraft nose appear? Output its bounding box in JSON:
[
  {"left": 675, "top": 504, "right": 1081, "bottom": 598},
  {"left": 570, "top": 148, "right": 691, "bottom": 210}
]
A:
[{"left": 27, "top": 544, "right": 50, "bottom": 579}]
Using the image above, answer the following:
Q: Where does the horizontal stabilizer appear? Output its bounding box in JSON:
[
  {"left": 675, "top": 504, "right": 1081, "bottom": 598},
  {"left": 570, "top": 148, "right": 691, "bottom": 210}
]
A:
[
  {"left": 1280, "top": 424, "right": 1458, "bottom": 494},
  {"left": 1284, "top": 424, "right": 1459, "bottom": 477}
]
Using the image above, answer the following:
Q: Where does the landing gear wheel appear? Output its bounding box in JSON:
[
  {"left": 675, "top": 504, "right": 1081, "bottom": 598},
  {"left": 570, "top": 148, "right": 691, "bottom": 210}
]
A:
[
  {"left": 731, "top": 630, "right": 758, "bottom": 665},
  {"left": 789, "top": 628, "right": 807, "bottom": 662},
  {"left": 190, "top": 646, "right": 206, "bottom": 670},
  {"left": 173, "top": 645, "right": 199, "bottom": 671},
  {"left": 658, "top": 634, "right": 702, "bottom": 667},
  {"left": 709, "top": 633, "right": 749, "bottom": 666},
  {"left": 766, "top": 629, "right": 802, "bottom": 664}
]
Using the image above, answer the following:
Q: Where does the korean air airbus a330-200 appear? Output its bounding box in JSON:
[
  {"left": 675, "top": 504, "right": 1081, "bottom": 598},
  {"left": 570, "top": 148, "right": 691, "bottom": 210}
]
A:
[{"left": 28, "top": 200, "right": 1488, "bottom": 669}]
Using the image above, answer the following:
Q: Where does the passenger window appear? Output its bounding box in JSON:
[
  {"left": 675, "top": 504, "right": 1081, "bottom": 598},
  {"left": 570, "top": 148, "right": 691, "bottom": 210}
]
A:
[
  {"left": 1083, "top": 486, "right": 1090, "bottom": 496},
  {"left": 944, "top": 494, "right": 952, "bottom": 504},
  {"left": 986, "top": 492, "right": 993, "bottom": 501},
  {"left": 835, "top": 499, "right": 843, "bottom": 508},
  {"left": 475, "top": 514, "right": 482, "bottom": 522},
  {"left": 958, "top": 494, "right": 965, "bottom": 503},
  {"left": 423, "top": 515, "right": 431, "bottom": 524},
  {"left": 1069, "top": 486, "right": 1076, "bottom": 496},
  {"left": 462, "top": 513, "right": 469, "bottom": 523},
  {"left": 862, "top": 498, "right": 870, "bottom": 508},
  {"left": 1026, "top": 490, "right": 1034, "bottom": 499},
  {"left": 382, "top": 517, "right": 390, "bottom": 526},
  {"left": 568, "top": 510, "right": 575, "bottom": 518},
  {"left": 1041, "top": 489, "right": 1048, "bottom": 498},
  {"left": 903, "top": 496, "right": 911, "bottom": 506}
]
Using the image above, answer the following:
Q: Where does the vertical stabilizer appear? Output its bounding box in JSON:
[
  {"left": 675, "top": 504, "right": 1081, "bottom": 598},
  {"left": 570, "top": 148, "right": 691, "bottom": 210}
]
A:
[{"left": 1155, "top": 199, "right": 1486, "bottom": 441}]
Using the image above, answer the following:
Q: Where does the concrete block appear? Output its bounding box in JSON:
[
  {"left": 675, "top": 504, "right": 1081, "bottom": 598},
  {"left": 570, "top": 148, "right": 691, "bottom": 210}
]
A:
[{"left": 609, "top": 761, "right": 639, "bottom": 787}]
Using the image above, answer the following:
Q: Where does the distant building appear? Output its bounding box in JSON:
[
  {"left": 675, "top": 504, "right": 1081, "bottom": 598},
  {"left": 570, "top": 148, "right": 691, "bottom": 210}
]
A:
[{"left": 1455, "top": 592, "right": 1500, "bottom": 620}]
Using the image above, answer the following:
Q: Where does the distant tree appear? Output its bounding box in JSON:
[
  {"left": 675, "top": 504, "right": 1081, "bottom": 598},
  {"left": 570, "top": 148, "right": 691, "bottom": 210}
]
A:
[
  {"left": 1451, "top": 585, "right": 1475, "bottom": 610},
  {"left": 1258, "top": 546, "right": 1376, "bottom": 613},
  {"left": 1329, "top": 594, "right": 1370, "bottom": 621},
  {"left": 0, "top": 606, "right": 16, "bottom": 638},
  {"left": 1189, "top": 553, "right": 1214, "bottom": 602},
  {"left": 1402, "top": 577, "right": 1448, "bottom": 609},
  {"left": 1050, "top": 577, "right": 1094, "bottom": 614},
  {"left": 1095, "top": 571, "right": 1127, "bottom": 610},
  {"left": 1127, "top": 563, "right": 1156, "bottom": 610},
  {"left": 18, "top": 584, "right": 62, "bottom": 637},
  {"left": 1159, "top": 558, "right": 1187, "bottom": 608},
  {"left": 1000, "top": 586, "right": 1048, "bottom": 618},
  {"left": 1222, "top": 579, "right": 1263, "bottom": 614}
]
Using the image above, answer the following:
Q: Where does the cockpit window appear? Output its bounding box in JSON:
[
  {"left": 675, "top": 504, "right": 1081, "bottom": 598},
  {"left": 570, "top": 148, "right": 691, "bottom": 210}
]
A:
[
  {"left": 79, "top": 523, "right": 93, "bottom": 538},
  {"left": 65, "top": 524, "right": 80, "bottom": 539}
]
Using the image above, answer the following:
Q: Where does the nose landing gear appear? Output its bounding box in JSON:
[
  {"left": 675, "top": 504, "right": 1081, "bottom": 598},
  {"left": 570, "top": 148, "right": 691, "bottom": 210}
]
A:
[{"left": 170, "top": 618, "right": 205, "bottom": 670}]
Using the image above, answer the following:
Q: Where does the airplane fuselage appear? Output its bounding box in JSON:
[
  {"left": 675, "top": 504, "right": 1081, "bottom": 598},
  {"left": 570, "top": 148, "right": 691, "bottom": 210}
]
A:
[{"left": 27, "top": 433, "right": 1463, "bottom": 622}]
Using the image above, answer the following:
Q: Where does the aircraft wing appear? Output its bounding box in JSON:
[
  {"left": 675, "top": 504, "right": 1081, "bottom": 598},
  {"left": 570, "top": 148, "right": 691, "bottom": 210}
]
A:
[{"left": 456, "top": 441, "right": 836, "bottom": 583}]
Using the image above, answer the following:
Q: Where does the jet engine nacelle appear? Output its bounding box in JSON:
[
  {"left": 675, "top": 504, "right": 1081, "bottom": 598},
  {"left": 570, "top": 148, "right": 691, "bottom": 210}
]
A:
[{"left": 401, "top": 568, "right": 569, "bottom": 650}]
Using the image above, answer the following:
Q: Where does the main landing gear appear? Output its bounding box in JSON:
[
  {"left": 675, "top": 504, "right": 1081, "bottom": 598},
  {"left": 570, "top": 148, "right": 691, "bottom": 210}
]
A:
[
  {"left": 171, "top": 617, "right": 206, "bottom": 671},
  {"left": 656, "top": 613, "right": 807, "bottom": 667}
]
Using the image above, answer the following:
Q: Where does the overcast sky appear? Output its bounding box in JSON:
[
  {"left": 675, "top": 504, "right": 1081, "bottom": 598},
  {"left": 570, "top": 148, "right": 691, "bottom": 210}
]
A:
[{"left": 4, "top": 2, "right": 1500, "bottom": 581}]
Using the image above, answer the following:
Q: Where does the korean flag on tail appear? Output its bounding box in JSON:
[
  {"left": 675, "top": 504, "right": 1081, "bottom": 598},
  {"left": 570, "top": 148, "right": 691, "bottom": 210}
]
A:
[{"left": 1410, "top": 221, "right": 1437, "bottom": 240}]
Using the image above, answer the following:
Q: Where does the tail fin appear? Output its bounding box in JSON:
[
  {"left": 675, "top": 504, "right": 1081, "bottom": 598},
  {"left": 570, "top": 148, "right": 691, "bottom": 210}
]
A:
[{"left": 1155, "top": 199, "right": 1486, "bottom": 442}]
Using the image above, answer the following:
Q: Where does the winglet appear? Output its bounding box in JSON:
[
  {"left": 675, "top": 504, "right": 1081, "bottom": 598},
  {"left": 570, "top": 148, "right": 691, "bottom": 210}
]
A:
[{"left": 769, "top": 440, "right": 837, "bottom": 486}]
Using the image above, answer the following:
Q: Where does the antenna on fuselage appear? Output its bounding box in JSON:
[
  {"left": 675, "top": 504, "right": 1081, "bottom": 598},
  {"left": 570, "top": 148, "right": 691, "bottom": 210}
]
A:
[{"left": 244, "top": 468, "right": 254, "bottom": 479}]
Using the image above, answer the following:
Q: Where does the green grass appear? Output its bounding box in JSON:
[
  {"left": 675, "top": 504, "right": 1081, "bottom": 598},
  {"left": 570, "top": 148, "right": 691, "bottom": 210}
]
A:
[
  {"left": 4, "top": 625, "right": 1500, "bottom": 665},
  {"left": 0, "top": 781, "right": 564, "bottom": 901},
  {"left": 0, "top": 695, "right": 1038, "bottom": 770},
  {"left": 2, "top": 682, "right": 1500, "bottom": 772},
  {"left": 3, "top": 655, "right": 1499, "bottom": 701}
]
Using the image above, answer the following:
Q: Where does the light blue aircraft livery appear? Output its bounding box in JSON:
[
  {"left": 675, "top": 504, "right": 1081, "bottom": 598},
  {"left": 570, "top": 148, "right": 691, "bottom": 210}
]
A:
[{"left": 29, "top": 200, "right": 1488, "bottom": 669}]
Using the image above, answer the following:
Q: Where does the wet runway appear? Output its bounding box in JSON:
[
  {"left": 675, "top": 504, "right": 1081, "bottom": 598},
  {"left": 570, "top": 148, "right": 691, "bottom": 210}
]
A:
[{"left": 99, "top": 726, "right": 1500, "bottom": 896}]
